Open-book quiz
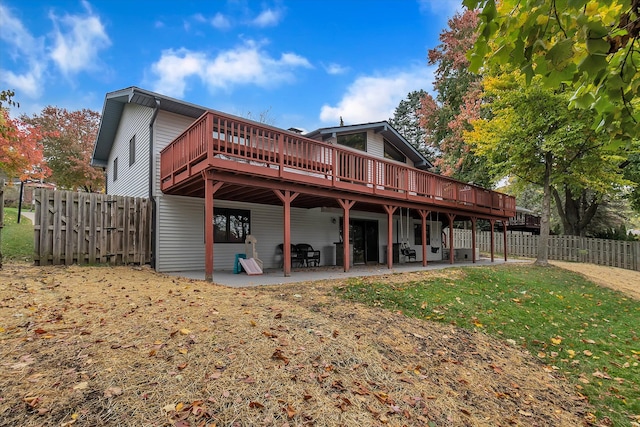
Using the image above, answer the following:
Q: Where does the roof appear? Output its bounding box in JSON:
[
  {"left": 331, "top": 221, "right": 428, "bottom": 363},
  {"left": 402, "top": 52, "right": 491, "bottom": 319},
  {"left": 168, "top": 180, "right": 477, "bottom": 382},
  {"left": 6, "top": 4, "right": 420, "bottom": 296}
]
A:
[
  {"left": 304, "top": 121, "right": 433, "bottom": 170},
  {"left": 91, "top": 87, "right": 208, "bottom": 167},
  {"left": 92, "top": 88, "right": 433, "bottom": 171}
]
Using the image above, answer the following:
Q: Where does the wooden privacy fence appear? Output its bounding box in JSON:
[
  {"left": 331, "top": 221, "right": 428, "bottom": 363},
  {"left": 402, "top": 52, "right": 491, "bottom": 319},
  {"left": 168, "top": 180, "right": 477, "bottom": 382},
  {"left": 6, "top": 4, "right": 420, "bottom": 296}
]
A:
[
  {"left": 446, "top": 229, "right": 640, "bottom": 271},
  {"left": 34, "top": 189, "right": 152, "bottom": 266}
]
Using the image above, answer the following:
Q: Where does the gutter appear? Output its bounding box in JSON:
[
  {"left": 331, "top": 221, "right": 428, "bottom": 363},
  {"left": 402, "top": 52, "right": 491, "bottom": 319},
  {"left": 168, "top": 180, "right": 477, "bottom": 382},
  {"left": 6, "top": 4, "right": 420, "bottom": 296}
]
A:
[{"left": 149, "top": 98, "right": 161, "bottom": 269}]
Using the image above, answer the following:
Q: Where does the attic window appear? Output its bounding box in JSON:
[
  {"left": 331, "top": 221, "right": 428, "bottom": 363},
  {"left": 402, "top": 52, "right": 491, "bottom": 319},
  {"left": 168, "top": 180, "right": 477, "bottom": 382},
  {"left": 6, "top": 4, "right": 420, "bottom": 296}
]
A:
[
  {"left": 337, "top": 132, "right": 366, "bottom": 152},
  {"left": 384, "top": 140, "right": 406, "bottom": 163}
]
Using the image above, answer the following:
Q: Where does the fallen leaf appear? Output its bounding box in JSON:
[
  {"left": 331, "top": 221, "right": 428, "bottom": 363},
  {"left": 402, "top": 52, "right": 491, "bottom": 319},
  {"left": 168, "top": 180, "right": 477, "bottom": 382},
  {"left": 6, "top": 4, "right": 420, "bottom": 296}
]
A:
[
  {"left": 72, "top": 382, "right": 88, "bottom": 390},
  {"left": 284, "top": 403, "right": 296, "bottom": 418},
  {"left": 34, "top": 328, "right": 47, "bottom": 335},
  {"left": 179, "top": 328, "right": 191, "bottom": 335},
  {"left": 518, "top": 410, "right": 533, "bottom": 417},
  {"left": 593, "top": 371, "right": 611, "bottom": 379},
  {"left": 583, "top": 350, "right": 593, "bottom": 357},
  {"left": 23, "top": 396, "right": 40, "bottom": 407},
  {"left": 104, "top": 386, "right": 123, "bottom": 398},
  {"left": 249, "top": 401, "right": 265, "bottom": 409},
  {"left": 272, "top": 348, "right": 289, "bottom": 365},
  {"left": 551, "top": 337, "right": 562, "bottom": 345}
]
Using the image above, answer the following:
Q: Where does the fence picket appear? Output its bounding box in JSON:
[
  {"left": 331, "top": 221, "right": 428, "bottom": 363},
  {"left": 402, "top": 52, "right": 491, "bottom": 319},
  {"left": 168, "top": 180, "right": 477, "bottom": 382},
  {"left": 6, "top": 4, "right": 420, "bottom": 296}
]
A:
[
  {"left": 34, "top": 189, "right": 151, "bottom": 266},
  {"left": 445, "top": 229, "right": 640, "bottom": 272}
]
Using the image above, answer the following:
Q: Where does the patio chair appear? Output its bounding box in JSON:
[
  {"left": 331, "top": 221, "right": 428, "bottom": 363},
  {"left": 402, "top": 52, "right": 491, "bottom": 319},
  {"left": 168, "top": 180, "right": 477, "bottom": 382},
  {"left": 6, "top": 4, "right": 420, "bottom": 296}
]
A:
[
  {"left": 296, "top": 243, "right": 321, "bottom": 267},
  {"left": 400, "top": 244, "right": 416, "bottom": 262},
  {"left": 277, "top": 243, "right": 304, "bottom": 268}
]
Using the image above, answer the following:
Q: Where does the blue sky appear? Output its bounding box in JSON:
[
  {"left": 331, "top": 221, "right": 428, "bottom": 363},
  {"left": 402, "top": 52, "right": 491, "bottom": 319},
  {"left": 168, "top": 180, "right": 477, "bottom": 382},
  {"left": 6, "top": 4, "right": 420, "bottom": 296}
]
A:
[{"left": 1, "top": 0, "right": 462, "bottom": 132}]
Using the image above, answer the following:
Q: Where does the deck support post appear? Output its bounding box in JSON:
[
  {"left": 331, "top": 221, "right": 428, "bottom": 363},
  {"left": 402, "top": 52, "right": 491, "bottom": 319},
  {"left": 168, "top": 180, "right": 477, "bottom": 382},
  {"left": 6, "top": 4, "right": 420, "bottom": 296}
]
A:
[
  {"left": 202, "top": 171, "right": 223, "bottom": 282},
  {"left": 383, "top": 205, "right": 398, "bottom": 269},
  {"left": 490, "top": 219, "right": 496, "bottom": 262},
  {"left": 274, "top": 190, "right": 300, "bottom": 277},
  {"left": 337, "top": 199, "right": 356, "bottom": 272},
  {"left": 418, "top": 210, "right": 430, "bottom": 267},
  {"left": 503, "top": 221, "right": 508, "bottom": 262},
  {"left": 471, "top": 217, "right": 477, "bottom": 263},
  {"left": 447, "top": 213, "right": 455, "bottom": 264}
]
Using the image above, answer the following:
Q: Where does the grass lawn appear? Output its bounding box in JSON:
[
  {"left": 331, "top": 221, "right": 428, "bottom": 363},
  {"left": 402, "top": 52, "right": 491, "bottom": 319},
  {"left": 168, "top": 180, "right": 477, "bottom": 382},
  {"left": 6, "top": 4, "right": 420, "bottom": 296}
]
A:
[
  {"left": 1, "top": 207, "right": 34, "bottom": 262},
  {"left": 337, "top": 264, "right": 640, "bottom": 426}
]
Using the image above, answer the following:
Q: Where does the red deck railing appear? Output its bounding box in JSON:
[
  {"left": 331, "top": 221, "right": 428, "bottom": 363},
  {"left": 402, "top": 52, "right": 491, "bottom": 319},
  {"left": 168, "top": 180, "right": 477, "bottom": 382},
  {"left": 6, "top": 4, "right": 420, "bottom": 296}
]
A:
[{"left": 160, "top": 112, "right": 516, "bottom": 217}]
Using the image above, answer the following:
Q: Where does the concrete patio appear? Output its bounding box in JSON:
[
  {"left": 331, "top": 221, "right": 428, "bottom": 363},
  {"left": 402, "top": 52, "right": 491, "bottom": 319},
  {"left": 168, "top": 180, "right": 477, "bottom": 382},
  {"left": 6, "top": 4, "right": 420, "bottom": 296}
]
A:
[{"left": 168, "top": 258, "right": 527, "bottom": 287}]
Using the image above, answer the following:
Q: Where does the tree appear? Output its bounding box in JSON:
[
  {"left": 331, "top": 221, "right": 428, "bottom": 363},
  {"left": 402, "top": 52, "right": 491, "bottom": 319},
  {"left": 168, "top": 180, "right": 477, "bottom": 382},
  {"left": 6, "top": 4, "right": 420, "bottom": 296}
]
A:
[
  {"left": 465, "top": 0, "right": 639, "bottom": 146},
  {"left": 389, "top": 90, "right": 429, "bottom": 154},
  {"left": 623, "top": 153, "right": 640, "bottom": 212},
  {"left": 466, "top": 71, "right": 629, "bottom": 264},
  {"left": 0, "top": 109, "right": 49, "bottom": 182},
  {"left": 22, "top": 107, "right": 104, "bottom": 192},
  {"left": 419, "top": 9, "right": 491, "bottom": 185}
]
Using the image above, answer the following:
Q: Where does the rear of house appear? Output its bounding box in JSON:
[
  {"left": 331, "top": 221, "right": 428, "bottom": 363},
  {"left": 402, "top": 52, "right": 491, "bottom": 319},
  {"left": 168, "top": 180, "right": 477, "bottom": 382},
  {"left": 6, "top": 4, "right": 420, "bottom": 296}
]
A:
[{"left": 92, "top": 87, "right": 515, "bottom": 278}]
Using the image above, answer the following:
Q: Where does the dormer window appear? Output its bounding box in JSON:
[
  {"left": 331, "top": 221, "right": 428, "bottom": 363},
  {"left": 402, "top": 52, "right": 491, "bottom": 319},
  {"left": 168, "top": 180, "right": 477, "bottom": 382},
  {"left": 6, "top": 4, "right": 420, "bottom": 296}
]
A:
[
  {"left": 384, "top": 140, "right": 406, "bottom": 163},
  {"left": 337, "top": 132, "right": 366, "bottom": 152}
]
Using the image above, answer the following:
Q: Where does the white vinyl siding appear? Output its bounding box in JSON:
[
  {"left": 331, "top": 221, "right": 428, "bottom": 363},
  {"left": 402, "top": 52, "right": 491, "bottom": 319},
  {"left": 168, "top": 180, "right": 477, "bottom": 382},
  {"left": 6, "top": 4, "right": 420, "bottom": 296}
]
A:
[
  {"left": 366, "top": 130, "right": 384, "bottom": 158},
  {"left": 156, "top": 195, "right": 206, "bottom": 272},
  {"left": 152, "top": 110, "right": 197, "bottom": 198},
  {"left": 107, "top": 103, "right": 152, "bottom": 197}
]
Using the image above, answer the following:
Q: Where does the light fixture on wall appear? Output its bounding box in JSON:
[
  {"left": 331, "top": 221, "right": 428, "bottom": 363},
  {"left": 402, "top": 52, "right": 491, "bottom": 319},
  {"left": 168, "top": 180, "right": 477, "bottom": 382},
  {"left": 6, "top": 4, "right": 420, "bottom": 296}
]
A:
[{"left": 331, "top": 217, "right": 336, "bottom": 224}]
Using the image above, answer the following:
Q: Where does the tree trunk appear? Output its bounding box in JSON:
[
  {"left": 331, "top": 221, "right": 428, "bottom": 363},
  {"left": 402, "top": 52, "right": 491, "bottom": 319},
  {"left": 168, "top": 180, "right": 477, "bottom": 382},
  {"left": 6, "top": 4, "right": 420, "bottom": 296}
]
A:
[
  {"left": 553, "top": 186, "right": 600, "bottom": 236},
  {"left": 535, "top": 152, "right": 552, "bottom": 266}
]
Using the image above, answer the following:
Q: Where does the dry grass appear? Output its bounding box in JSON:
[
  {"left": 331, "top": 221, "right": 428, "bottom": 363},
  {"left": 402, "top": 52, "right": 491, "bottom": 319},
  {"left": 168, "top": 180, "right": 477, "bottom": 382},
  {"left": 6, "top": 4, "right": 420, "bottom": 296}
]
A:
[
  {"left": 0, "top": 263, "right": 590, "bottom": 426},
  {"left": 549, "top": 260, "right": 640, "bottom": 300}
]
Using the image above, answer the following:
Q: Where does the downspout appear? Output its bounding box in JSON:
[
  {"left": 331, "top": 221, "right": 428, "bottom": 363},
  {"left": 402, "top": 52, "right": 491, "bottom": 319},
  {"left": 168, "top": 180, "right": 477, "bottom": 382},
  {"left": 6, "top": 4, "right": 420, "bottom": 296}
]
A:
[{"left": 149, "top": 98, "right": 161, "bottom": 269}]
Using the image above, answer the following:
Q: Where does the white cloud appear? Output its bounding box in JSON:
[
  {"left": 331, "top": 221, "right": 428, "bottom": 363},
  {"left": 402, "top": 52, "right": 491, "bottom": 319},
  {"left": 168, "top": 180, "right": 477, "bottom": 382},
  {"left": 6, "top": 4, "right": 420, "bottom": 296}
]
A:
[
  {"left": 150, "top": 49, "right": 207, "bottom": 98},
  {"left": 0, "top": 4, "right": 46, "bottom": 97},
  {"left": 319, "top": 67, "right": 434, "bottom": 124},
  {"left": 251, "top": 8, "right": 282, "bottom": 27},
  {"left": 49, "top": 2, "right": 111, "bottom": 75},
  {"left": 149, "top": 41, "right": 312, "bottom": 98},
  {"left": 211, "top": 12, "right": 231, "bottom": 30},
  {"left": 324, "top": 63, "right": 349, "bottom": 75}
]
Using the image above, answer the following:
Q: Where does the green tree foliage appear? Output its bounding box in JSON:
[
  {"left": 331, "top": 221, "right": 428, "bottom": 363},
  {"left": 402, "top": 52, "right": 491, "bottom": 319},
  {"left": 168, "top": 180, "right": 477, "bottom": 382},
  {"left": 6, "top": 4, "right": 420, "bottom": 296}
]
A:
[
  {"left": 22, "top": 107, "right": 104, "bottom": 192},
  {"left": 389, "top": 90, "right": 429, "bottom": 154},
  {"left": 419, "top": 9, "right": 491, "bottom": 186},
  {"left": 466, "top": 71, "right": 629, "bottom": 263},
  {"left": 465, "top": 0, "right": 639, "bottom": 146},
  {"left": 623, "top": 153, "right": 640, "bottom": 211}
]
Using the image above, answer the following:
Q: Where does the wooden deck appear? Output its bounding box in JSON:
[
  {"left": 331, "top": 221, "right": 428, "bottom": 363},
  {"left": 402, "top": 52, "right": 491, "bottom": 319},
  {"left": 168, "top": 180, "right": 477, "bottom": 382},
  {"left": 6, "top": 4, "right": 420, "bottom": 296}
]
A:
[{"left": 160, "top": 112, "right": 516, "bottom": 219}]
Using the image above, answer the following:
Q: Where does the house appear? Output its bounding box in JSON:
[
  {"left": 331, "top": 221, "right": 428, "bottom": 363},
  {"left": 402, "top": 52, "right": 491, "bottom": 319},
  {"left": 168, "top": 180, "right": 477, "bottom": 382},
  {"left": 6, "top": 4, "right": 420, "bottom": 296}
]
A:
[
  {"left": 507, "top": 206, "right": 541, "bottom": 235},
  {"left": 92, "top": 87, "right": 516, "bottom": 281}
]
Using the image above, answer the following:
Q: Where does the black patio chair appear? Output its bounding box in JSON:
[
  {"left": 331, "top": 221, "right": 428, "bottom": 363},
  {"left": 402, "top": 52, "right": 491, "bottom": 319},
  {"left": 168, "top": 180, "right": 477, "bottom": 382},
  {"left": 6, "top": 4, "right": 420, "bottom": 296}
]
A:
[
  {"left": 295, "top": 243, "right": 321, "bottom": 267},
  {"left": 277, "top": 243, "right": 304, "bottom": 267},
  {"left": 400, "top": 244, "right": 416, "bottom": 262}
]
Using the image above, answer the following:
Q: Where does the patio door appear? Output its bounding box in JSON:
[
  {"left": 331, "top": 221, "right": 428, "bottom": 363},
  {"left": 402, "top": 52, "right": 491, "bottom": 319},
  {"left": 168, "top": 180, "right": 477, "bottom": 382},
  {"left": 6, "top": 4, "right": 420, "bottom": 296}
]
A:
[
  {"left": 351, "top": 219, "right": 379, "bottom": 264},
  {"left": 340, "top": 218, "right": 379, "bottom": 264}
]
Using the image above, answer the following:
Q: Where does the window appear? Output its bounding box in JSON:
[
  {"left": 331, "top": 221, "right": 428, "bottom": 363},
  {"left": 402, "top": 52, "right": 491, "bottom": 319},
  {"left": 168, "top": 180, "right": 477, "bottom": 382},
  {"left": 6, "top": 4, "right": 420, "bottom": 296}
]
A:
[
  {"left": 129, "top": 135, "right": 136, "bottom": 166},
  {"left": 214, "top": 208, "right": 250, "bottom": 243},
  {"left": 337, "top": 132, "right": 366, "bottom": 152},
  {"left": 414, "top": 223, "right": 430, "bottom": 245},
  {"left": 113, "top": 157, "right": 118, "bottom": 181},
  {"left": 384, "top": 140, "right": 406, "bottom": 163}
]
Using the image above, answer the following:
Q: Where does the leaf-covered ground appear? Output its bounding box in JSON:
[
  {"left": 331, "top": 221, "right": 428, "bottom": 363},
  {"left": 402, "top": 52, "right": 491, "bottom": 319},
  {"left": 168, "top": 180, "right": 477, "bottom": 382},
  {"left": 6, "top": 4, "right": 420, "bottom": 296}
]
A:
[{"left": 0, "top": 262, "right": 610, "bottom": 426}]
